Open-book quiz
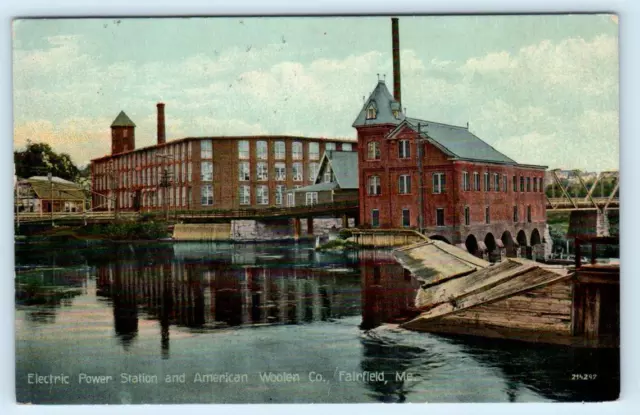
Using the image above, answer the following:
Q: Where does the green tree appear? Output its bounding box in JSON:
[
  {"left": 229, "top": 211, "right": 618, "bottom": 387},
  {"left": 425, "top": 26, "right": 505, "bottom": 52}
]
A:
[{"left": 14, "top": 141, "right": 80, "bottom": 181}]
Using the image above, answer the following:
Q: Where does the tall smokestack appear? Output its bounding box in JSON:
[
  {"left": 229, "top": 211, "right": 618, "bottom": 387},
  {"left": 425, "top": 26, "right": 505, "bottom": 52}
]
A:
[
  {"left": 157, "top": 102, "right": 166, "bottom": 145},
  {"left": 391, "top": 18, "right": 401, "bottom": 107}
]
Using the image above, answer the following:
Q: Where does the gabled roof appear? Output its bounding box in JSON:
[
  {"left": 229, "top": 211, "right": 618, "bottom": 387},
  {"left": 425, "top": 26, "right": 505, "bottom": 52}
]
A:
[
  {"left": 387, "top": 118, "right": 518, "bottom": 165},
  {"left": 24, "top": 177, "right": 85, "bottom": 200},
  {"left": 111, "top": 111, "right": 136, "bottom": 128},
  {"left": 315, "top": 150, "right": 359, "bottom": 189},
  {"left": 352, "top": 80, "right": 405, "bottom": 128}
]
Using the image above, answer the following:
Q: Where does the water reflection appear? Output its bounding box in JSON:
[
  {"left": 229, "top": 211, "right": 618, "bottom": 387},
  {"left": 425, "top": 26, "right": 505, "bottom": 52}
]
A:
[{"left": 93, "top": 244, "right": 362, "bottom": 352}]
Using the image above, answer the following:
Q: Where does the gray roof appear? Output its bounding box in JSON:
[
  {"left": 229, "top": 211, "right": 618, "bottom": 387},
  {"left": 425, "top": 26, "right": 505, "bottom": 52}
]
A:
[
  {"left": 287, "top": 182, "right": 339, "bottom": 193},
  {"left": 111, "top": 111, "right": 136, "bottom": 128},
  {"left": 392, "top": 118, "right": 517, "bottom": 165},
  {"left": 318, "top": 150, "right": 359, "bottom": 189},
  {"left": 352, "top": 80, "right": 405, "bottom": 128}
]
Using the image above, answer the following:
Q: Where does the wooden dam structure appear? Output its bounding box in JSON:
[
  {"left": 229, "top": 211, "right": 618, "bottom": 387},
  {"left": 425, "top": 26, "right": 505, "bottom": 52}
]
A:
[{"left": 394, "top": 236, "right": 619, "bottom": 348}]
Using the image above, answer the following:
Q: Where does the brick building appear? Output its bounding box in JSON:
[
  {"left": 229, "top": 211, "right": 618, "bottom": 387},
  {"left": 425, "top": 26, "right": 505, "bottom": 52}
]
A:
[
  {"left": 91, "top": 103, "right": 356, "bottom": 211},
  {"left": 353, "top": 18, "right": 547, "bottom": 259}
]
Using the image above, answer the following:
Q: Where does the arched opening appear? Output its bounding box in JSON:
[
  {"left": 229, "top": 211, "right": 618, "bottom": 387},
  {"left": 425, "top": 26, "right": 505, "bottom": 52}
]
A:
[
  {"left": 465, "top": 234, "right": 479, "bottom": 257},
  {"left": 530, "top": 228, "right": 542, "bottom": 246},
  {"left": 516, "top": 230, "right": 528, "bottom": 247},
  {"left": 517, "top": 229, "right": 531, "bottom": 259},
  {"left": 501, "top": 231, "right": 517, "bottom": 258},
  {"left": 429, "top": 235, "right": 451, "bottom": 244},
  {"left": 484, "top": 233, "right": 499, "bottom": 262}
]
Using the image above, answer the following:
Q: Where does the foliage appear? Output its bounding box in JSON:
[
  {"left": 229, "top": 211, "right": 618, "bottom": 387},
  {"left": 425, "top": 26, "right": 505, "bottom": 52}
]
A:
[
  {"left": 78, "top": 222, "right": 169, "bottom": 240},
  {"left": 338, "top": 229, "right": 353, "bottom": 240},
  {"left": 14, "top": 141, "right": 80, "bottom": 181}
]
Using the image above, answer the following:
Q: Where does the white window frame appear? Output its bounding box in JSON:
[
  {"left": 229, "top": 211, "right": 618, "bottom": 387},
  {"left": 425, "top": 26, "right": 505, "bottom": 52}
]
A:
[
  {"left": 201, "top": 140, "right": 213, "bottom": 159},
  {"left": 274, "top": 162, "right": 286, "bottom": 181},
  {"left": 305, "top": 192, "right": 318, "bottom": 206},
  {"left": 201, "top": 161, "right": 213, "bottom": 181},
  {"left": 398, "top": 140, "right": 410, "bottom": 159},
  {"left": 368, "top": 175, "right": 381, "bottom": 195},
  {"left": 274, "top": 141, "right": 285, "bottom": 160},
  {"left": 238, "top": 140, "right": 250, "bottom": 160},
  {"left": 239, "top": 185, "right": 250, "bottom": 205},
  {"left": 342, "top": 143, "right": 352, "bottom": 152},
  {"left": 256, "top": 162, "right": 268, "bottom": 181},
  {"left": 239, "top": 162, "right": 250, "bottom": 181},
  {"left": 256, "top": 141, "right": 268, "bottom": 160},
  {"left": 292, "top": 162, "right": 303, "bottom": 182},
  {"left": 201, "top": 184, "right": 213, "bottom": 206},
  {"left": 367, "top": 141, "right": 380, "bottom": 160},
  {"left": 398, "top": 174, "right": 411, "bottom": 194},
  {"left": 256, "top": 185, "right": 269, "bottom": 205},
  {"left": 309, "top": 142, "right": 320, "bottom": 160},
  {"left": 275, "top": 185, "right": 285, "bottom": 205},
  {"left": 309, "top": 162, "right": 319, "bottom": 181},
  {"left": 292, "top": 142, "right": 303, "bottom": 160},
  {"left": 325, "top": 142, "right": 336, "bottom": 152},
  {"left": 462, "top": 171, "right": 470, "bottom": 191},
  {"left": 433, "top": 173, "right": 446, "bottom": 194}
]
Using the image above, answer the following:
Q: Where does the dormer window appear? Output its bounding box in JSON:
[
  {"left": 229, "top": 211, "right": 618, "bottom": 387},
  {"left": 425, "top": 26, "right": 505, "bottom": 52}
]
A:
[
  {"left": 392, "top": 109, "right": 400, "bottom": 119},
  {"left": 366, "top": 104, "right": 377, "bottom": 120}
]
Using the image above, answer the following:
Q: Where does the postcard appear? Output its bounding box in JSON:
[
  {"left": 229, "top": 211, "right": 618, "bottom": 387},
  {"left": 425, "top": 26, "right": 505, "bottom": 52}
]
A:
[{"left": 13, "top": 15, "right": 619, "bottom": 404}]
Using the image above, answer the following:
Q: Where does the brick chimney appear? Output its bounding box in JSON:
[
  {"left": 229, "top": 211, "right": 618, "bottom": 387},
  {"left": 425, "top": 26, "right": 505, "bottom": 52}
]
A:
[
  {"left": 391, "top": 18, "right": 401, "bottom": 107},
  {"left": 157, "top": 102, "right": 166, "bottom": 145}
]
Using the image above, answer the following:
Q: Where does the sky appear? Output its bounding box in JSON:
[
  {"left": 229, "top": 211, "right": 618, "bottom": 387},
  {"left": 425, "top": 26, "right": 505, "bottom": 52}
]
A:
[{"left": 12, "top": 15, "right": 619, "bottom": 170}]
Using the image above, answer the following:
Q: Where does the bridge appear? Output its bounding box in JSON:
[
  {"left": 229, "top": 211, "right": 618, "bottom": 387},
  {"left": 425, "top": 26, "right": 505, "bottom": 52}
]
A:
[
  {"left": 545, "top": 170, "right": 619, "bottom": 212},
  {"left": 15, "top": 201, "right": 359, "bottom": 225}
]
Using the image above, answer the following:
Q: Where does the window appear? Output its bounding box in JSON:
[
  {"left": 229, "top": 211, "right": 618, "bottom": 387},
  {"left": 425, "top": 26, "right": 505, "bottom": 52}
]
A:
[
  {"left": 398, "top": 140, "right": 411, "bottom": 159},
  {"left": 323, "top": 167, "right": 333, "bottom": 183},
  {"left": 485, "top": 206, "right": 490, "bottom": 224},
  {"left": 474, "top": 172, "right": 480, "bottom": 191},
  {"left": 201, "top": 184, "right": 213, "bottom": 206},
  {"left": 256, "top": 185, "right": 269, "bottom": 205},
  {"left": 256, "top": 162, "right": 268, "bottom": 181},
  {"left": 292, "top": 142, "right": 303, "bottom": 160},
  {"left": 286, "top": 192, "right": 295, "bottom": 207},
  {"left": 527, "top": 205, "right": 532, "bottom": 223},
  {"left": 274, "top": 162, "right": 286, "bottom": 181},
  {"left": 464, "top": 206, "right": 470, "bottom": 226},
  {"left": 366, "top": 105, "right": 377, "bottom": 120},
  {"left": 520, "top": 176, "right": 525, "bottom": 192},
  {"left": 462, "top": 172, "right": 470, "bottom": 191},
  {"left": 187, "top": 162, "right": 192, "bottom": 182},
  {"left": 342, "top": 143, "right": 353, "bottom": 152},
  {"left": 292, "top": 162, "right": 303, "bottom": 181},
  {"left": 436, "top": 208, "right": 445, "bottom": 227},
  {"left": 367, "top": 142, "right": 380, "bottom": 160},
  {"left": 325, "top": 142, "right": 336, "bottom": 152},
  {"left": 256, "top": 141, "right": 268, "bottom": 160},
  {"left": 513, "top": 175, "right": 517, "bottom": 192},
  {"left": 503, "top": 174, "right": 507, "bottom": 192},
  {"left": 368, "top": 175, "right": 381, "bottom": 195},
  {"left": 433, "top": 173, "right": 446, "bottom": 194},
  {"left": 201, "top": 140, "right": 213, "bottom": 158},
  {"left": 309, "top": 142, "right": 320, "bottom": 160},
  {"left": 305, "top": 192, "right": 318, "bottom": 206},
  {"left": 540, "top": 178, "right": 544, "bottom": 192},
  {"left": 533, "top": 177, "right": 538, "bottom": 192},
  {"left": 201, "top": 161, "right": 213, "bottom": 181},
  {"left": 309, "top": 162, "right": 319, "bottom": 181},
  {"left": 238, "top": 140, "right": 249, "bottom": 159},
  {"left": 371, "top": 209, "right": 380, "bottom": 228},
  {"left": 484, "top": 172, "right": 490, "bottom": 191},
  {"left": 494, "top": 173, "right": 500, "bottom": 192},
  {"left": 275, "top": 185, "right": 285, "bottom": 205},
  {"left": 274, "top": 141, "right": 285, "bottom": 160},
  {"left": 402, "top": 209, "right": 411, "bottom": 227},
  {"left": 513, "top": 206, "right": 519, "bottom": 222},
  {"left": 239, "top": 162, "right": 250, "bottom": 181},
  {"left": 239, "top": 186, "right": 250, "bottom": 205},
  {"left": 398, "top": 174, "right": 411, "bottom": 194},
  {"left": 526, "top": 177, "right": 531, "bottom": 192}
]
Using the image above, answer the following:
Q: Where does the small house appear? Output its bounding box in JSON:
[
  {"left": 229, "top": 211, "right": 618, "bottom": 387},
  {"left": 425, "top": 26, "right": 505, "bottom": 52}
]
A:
[{"left": 285, "top": 150, "right": 358, "bottom": 207}]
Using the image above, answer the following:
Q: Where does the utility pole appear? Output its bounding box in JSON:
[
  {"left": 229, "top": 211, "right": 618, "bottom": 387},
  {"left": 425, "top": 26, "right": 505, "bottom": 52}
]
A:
[
  {"left": 48, "top": 172, "right": 54, "bottom": 227},
  {"left": 156, "top": 153, "right": 174, "bottom": 222},
  {"left": 416, "top": 123, "right": 425, "bottom": 233}
]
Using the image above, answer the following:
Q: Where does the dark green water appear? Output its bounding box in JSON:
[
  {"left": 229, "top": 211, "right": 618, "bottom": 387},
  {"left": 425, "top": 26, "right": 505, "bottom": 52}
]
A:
[{"left": 15, "top": 241, "right": 619, "bottom": 404}]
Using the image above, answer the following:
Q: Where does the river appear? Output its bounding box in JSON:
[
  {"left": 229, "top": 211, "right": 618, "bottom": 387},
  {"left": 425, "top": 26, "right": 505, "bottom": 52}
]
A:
[{"left": 15, "top": 240, "right": 619, "bottom": 404}]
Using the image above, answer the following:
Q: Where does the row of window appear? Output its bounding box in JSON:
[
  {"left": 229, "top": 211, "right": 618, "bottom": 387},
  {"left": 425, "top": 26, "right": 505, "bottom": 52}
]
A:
[
  {"left": 237, "top": 140, "right": 352, "bottom": 161},
  {"left": 367, "top": 140, "right": 411, "bottom": 161},
  {"left": 462, "top": 172, "right": 543, "bottom": 193},
  {"left": 239, "top": 162, "right": 330, "bottom": 182},
  {"left": 104, "top": 186, "right": 193, "bottom": 209},
  {"left": 95, "top": 163, "right": 194, "bottom": 191},
  {"left": 367, "top": 173, "right": 446, "bottom": 196},
  {"left": 369, "top": 205, "right": 535, "bottom": 228},
  {"left": 94, "top": 142, "right": 194, "bottom": 175}
]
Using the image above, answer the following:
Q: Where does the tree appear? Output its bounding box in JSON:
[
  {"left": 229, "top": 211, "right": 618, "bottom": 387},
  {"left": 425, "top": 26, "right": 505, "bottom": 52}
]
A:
[{"left": 14, "top": 141, "right": 80, "bottom": 181}]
